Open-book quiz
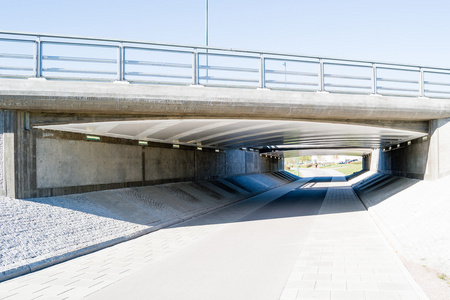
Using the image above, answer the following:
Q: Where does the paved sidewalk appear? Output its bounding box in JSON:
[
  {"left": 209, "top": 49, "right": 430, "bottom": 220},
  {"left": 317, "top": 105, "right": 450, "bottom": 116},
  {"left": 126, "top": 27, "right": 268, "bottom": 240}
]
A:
[{"left": 280, "top": 178, "right": 428, "bottom": 300}]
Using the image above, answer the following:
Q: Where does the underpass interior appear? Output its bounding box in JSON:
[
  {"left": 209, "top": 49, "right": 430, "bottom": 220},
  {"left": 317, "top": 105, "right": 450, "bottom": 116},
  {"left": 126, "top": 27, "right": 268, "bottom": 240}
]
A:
[{"left": 2, "top": 113, "right": 449, "bottom": 299}]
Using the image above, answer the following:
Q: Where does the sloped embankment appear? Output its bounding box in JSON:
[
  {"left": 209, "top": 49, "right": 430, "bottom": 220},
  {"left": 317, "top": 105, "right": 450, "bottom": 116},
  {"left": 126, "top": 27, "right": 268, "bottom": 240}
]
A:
[
  {"left": 352, "top": 172, "right": 450, "bottom": 276},
  {"left": 0, "top": 172, "right": 298, "bottom": 282}
]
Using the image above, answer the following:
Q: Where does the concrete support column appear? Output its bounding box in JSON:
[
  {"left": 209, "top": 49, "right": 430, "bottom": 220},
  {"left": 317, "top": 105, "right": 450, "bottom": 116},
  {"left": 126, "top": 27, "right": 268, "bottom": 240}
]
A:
[
  {"left": 370, "top": 117, "right": 450, "bottom": 181},
  {"left": 3, "top": 110, "right": 36, "bottom": 198},
  {"left": 362, "top": 154, "right": 371, "bottom": 171},
  {"left": 426, "top": 117, "right": 450, "bottom": 180}
]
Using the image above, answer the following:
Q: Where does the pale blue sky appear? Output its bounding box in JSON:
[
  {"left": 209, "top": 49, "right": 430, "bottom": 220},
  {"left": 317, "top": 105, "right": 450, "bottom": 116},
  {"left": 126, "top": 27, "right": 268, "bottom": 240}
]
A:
[{"left": 1, "top": 0, "right": 450, "bottom": 68}]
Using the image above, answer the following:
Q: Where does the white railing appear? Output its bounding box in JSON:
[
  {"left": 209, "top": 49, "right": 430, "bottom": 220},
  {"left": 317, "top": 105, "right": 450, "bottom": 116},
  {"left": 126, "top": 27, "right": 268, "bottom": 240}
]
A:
[{"left": 1, "top": 31, "right": 450, "bottom": 98}]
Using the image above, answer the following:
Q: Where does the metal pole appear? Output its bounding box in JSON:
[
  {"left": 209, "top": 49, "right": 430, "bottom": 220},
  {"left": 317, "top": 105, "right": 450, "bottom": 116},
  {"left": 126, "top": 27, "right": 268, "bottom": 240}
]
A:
[
  {"left": 205, "top": 0, "right": 209, "bottom": 83},
  {"left": 283, "top": 62, "right": 286, "bottom": 87}
]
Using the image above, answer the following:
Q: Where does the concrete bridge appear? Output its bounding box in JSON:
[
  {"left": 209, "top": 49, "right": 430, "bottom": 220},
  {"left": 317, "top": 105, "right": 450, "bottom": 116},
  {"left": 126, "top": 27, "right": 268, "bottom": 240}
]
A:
[{"left": 1, "top": 31, "right": 450, "bottom": 199}]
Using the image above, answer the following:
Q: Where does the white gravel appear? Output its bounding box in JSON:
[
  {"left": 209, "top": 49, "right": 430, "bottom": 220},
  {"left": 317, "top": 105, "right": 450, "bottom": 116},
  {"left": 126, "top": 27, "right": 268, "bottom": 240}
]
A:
[{"left": 0, "top": 194, "right": 147, "bottom": 273}]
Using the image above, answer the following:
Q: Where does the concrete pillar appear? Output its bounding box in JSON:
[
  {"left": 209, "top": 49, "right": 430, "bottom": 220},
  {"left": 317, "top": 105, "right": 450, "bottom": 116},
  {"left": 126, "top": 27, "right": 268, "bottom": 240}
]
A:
[
  {"left": 362, "top": 154, "right": 371, "bottom": 171},
  {"left": 426, "top": 117, "right": 450, "bottom": 180},
  {"left": 2, "top": 111, "right": 36, "bottom": 198},
  {"left": 369, "top": 117, "right": 450, "bottom": 181}
]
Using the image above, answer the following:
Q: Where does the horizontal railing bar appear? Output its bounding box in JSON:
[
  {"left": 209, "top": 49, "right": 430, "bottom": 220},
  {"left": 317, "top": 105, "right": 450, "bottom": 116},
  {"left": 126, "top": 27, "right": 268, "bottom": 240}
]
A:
[
  {"left": 266, "top": 80, "right": 317, "bottom": 86},
  {"left": 424, "top": 80, "right": 450, "bottom": 87},
  {"left": 324, "top": 61, "right": 371, "bottom": 68},
  {"left": 376, "top": 65, "right": 419, "bottom": 72},
  {"left": 0, "top": 74, "right": 30, "bottom": 78},
  {"left": 42, "top": 40, "right": 117, "bottom": 49},
  {"left": 325, "top": 83, "right": 371, "bottom": 89},
  {"left": 423, "top": 70, "right": 450, "bottom": 76},
  {"left": 269, "top": 87, "right": 317, "bottom": 92},
  {"left": 0, "top": 53, "right": 33, "bottom": 59},
  {"left": 0, "top": 66, "right": 33, "bottom": 71},
  {"left": 424, "top": 89, "right": 450, "bottom": 94},
  {"left": 265, "top": 69, "right": 318, "bottom": 77},
  {"left": 200, "top": 76, "right": 258, "bottom": 83},
  {"left": 125, "top": 60, "right": 191, "bottom": 69},
  {"left": 265, "top": 57, "right": 318, "bottom": 64},
  {"left": 43, "top": 76, "right": 115, "bottom": 82},
  {"left": 195, "top": 83, "right": 257, "bottom": 89},
  {"left": 43, "top": 55, "right": 116, "bottom": 64},
  {"left": 124, "top": 45, "right": 193, "bottom": 54},
  {"left": 377, "top": 86, "right": 419, "bottom": 92},
  {"left": 377, "top": 78, "right": 419, "bottom": 84},
  {"left": 42, "top": 68, "right": 116, "bottom": 75},
  {"left": 0, "top": 37, "right": 35, "bottom": 43},
  {"left": 324, "top": 74, "right": 371, "bottom": 80},
  {"left": 199, "top": 65, "right": 258, "bottom": 73},
  {"left": 126, "top": 78, "right": 190, "bottom": 85},
  {"left": 125, "top": 72, "right": 191, "bottom": 79},
  {"left": 2, "top": 30, "right": 450, "bottom": 72},
  {"left": 198, "top": 52, "right": 259, "bottom": 60}
]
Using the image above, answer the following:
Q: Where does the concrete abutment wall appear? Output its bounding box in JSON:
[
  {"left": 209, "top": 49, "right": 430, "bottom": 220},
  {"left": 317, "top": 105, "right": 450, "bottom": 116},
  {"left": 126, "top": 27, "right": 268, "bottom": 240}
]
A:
[
  {"left": 369, "top": 117, "right": 450, "bottom": 180},
  {"left": 0, "top": 111, "right": 283, "bottom": 199}
]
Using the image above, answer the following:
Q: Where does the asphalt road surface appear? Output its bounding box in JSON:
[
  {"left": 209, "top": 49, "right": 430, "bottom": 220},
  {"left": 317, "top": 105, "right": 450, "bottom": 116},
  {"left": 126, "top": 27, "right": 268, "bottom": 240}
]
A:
[{"left": 87, "top": 178, "right": 327, "bottom": 299}]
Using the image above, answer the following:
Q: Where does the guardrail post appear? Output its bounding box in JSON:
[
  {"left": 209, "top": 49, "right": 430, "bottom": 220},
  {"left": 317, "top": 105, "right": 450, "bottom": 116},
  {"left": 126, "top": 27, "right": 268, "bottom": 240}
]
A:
[
  {"left": 371, "top": 64, "right": 377, "bottom": 94},
  {"left": 117, "top": 43, "right": 125, "bottom": 81},
  {"left": 419, "top": 68, "right": 425, "bottom": 97},
  {"left": 192, "top": 49, "right": 199, "bottom": 85},
  {"left": 318, "top": 59, "right": 324, "bottom": 92},
  {"left": 259, "top": 54, "right": 266, "bottom": 88},
  {"left": 33, "top": 37, "right": 42, "bottom": 78}
]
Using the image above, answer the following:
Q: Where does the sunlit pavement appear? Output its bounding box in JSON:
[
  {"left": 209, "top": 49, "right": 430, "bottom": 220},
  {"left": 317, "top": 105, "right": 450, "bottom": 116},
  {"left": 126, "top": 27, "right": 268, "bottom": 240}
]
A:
[{"left": 0, "top": 170, "right": 427, "bottom": 300}]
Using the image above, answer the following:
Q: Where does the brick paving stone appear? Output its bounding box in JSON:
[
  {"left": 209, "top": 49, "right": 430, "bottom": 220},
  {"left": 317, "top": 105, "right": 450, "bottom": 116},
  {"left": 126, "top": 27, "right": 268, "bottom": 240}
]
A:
[{"left": 281, "top": 178, "right": 428, "bottom": 300}]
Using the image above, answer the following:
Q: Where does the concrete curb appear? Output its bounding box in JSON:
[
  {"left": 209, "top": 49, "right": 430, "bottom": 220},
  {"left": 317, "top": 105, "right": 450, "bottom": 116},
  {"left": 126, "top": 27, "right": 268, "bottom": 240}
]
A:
[{"left": 0, "top": 179, "right": 297, "bottom": 283}]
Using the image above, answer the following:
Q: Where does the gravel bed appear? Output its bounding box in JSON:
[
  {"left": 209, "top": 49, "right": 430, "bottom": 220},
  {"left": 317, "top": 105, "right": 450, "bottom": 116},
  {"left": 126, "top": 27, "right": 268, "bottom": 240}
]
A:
[{"left": 0, "top": 194, "right": 146, "bottom": 273}]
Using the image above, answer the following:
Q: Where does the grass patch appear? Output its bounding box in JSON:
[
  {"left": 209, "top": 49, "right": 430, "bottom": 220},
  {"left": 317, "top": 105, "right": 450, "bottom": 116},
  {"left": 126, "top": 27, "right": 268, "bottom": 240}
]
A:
[
  {"left": 321, "top": 161, "right": 362, "bottom": 176},
  {"left": 285, "top": 168, "right": 301, "bottom": 177}
]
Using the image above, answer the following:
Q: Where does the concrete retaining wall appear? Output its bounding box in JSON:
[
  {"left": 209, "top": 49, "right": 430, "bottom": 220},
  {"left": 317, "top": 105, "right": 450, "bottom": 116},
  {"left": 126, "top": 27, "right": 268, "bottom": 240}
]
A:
[
  {"left": 145, "top": 147, "right": 195, "bottom": 183},
  {"left": 226, "top": 150, "right": 246, "bottom": 175},
  {"left": 370, "top": 138, "right": 429, "bottom": 180},
  {"left": 369, "top": 117, "right": 450, "bottom": 180},
  {"left": 37, "top": 139, "right": 142, "bottom": 188}
]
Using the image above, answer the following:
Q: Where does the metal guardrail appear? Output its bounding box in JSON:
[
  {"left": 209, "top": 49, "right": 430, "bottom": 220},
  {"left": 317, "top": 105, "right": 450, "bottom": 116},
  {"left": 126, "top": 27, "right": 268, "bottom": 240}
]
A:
[{"left": 1, "top": 31, "right": 450, "bottom": 98}]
